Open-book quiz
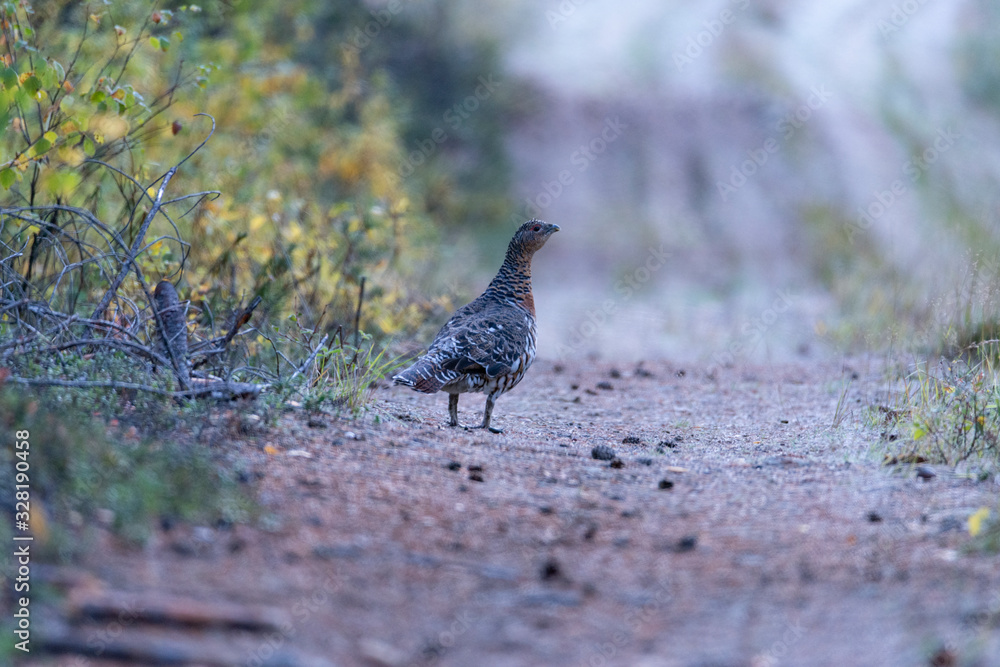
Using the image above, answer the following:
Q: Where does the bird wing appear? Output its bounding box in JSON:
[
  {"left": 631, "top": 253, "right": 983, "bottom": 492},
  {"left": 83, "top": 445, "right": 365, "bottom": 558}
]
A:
[{"left": 430, "top": 301, "right": 530, "bottom": 378}]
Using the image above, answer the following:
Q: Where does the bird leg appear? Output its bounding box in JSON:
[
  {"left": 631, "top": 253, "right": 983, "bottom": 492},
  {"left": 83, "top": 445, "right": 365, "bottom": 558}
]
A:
[
  {"left": 479, "top": 392, "right": 503, "bottom": 434},
  {"left": 448, "top": 393, "right": 459, "bottom": 427}
]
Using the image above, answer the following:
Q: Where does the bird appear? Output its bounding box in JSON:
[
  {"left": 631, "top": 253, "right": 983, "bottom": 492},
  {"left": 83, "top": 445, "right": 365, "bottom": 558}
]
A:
[{"left": 393, "top": 219, "right": 560, "bottom": 433}]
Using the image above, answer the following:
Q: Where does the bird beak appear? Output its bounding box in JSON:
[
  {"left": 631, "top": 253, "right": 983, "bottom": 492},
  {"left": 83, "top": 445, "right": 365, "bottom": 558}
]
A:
[{"left": 550, "top": 224, "right": 560, "bottom": 233}]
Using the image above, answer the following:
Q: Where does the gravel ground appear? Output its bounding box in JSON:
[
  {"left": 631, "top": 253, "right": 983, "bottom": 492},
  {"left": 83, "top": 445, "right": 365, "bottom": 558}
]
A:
[{"left": 31, "top": 358, "right": 1000, "bottom": 666}]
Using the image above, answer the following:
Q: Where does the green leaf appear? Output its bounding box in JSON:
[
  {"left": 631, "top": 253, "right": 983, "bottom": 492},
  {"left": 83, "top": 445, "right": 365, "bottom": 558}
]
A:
[
  {"left": 84, "top": 136, "right": 96, "bottom": 156},
  {"left": 21, "top": 75, "right": 40, "bottom": 96},
  {"left": 0, "top": 168, "right": 15, "bottom": 189},
  {"left": 2, "top": 68, "right": 17, "bottom": 90},
  {"left": 157, "top": 36, "right": 170, "bottom": 52},
  {"left": 89, "top": 89, "right": 106, "bottom": 104},
  {"left": 149, "top": 36, "right": 160, "bottom": 50},
  {"left": 33, "top": 138, "right": 51, "bottom": 154}
]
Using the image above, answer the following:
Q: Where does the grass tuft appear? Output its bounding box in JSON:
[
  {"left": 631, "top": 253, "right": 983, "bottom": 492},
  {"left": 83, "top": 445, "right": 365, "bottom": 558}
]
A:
[
  {"left": 888, "top": 343, "right": 1000, "bottom": 475},
  {"left": 0, "top": 385, "right": 254, "bottom": 550}
]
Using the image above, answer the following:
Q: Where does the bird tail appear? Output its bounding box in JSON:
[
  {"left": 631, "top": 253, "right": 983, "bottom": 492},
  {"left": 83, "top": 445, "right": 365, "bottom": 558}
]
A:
[{"left": 393, "top": 360, "right": 451, "bottom": 394}]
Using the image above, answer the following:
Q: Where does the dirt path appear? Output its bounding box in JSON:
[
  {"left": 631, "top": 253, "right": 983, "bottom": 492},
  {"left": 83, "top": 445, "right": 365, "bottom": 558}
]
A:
[{"left": 32, "top": 358, "right": 1000, "bottom": 666}]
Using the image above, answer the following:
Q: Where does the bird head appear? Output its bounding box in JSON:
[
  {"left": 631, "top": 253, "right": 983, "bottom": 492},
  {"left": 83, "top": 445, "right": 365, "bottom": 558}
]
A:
[{"left": 511, "top": 219, "right": 560, "bottom": 256}]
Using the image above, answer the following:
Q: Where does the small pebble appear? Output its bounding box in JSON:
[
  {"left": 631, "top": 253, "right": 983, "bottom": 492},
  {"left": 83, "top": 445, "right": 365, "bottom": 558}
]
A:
[
  {"left": 610, "top": 458, "right": 625, "bottom": 469},
  {"left": 445, "top": 461, "right": 462, "bottom": 471},
  {"left": 916, "top": 466, "right": 936, "bottom": 480},
  {"left": 591, "top": 445, "right": 615, "bottom": 461},
  {"left": 540, "top": 558, "right": 563, "bottom": 581},
  {"left": 658, "top": 479, "right": 674, "bottom": 490},
  {"left": 596, "top": 381, "right": 614, "bottom": 391},
  {"left": 675, "top": 535, "right": 697, "bottom": 552},
  {"left": 622, "top": 435, "right": 642, "bottom": 444},
  {"left": 867, "top": 511, "right": 883, "bottom": 523}
]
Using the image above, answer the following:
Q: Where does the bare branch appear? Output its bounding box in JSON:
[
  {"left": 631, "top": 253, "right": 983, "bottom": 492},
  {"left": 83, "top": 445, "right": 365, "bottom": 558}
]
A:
[
  {"left": 289, "top": 333, "right": 329, "bottom": 384},
  {"left": 91, "top": 167, "right": 176, "bottom": 321}
]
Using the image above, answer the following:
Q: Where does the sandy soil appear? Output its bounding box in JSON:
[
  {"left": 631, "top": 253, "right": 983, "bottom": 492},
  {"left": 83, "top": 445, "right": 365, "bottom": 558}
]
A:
[{"left": 26, "top": 357, "right": 1000, "bottom": 667}]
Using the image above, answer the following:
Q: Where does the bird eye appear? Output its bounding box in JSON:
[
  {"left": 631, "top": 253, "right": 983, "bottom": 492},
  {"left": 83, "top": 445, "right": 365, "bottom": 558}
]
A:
[{"left": 532, "top": 225, "right": 541, "bottom": 232}]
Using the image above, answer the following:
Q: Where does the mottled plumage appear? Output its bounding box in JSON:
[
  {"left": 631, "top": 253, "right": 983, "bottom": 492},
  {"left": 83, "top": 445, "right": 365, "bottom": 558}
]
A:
[{"left": 394, "top": 219, "right": 560, "bottom": 432}]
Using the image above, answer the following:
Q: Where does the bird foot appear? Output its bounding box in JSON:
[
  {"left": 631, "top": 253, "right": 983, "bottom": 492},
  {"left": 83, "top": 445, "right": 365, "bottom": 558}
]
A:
[{"left": 463, "top": 424, "right": 504, "bottom": 434}]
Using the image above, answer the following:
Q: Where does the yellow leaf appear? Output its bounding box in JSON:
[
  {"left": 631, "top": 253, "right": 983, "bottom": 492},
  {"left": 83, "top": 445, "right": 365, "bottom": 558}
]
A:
[
  {"left": 58, "top": 146, "right": 85, "bottom": 167},
  {"left": 264, "top": 445, "right": 279, "bottom": 456},
  {"left": 284, "top": 220, "right": 303, "bottom": 243},
  {"left": 88, "top": 114, "right": 129, "bottom": 142},
  {"left": 969, "top": 507, "right": 990, "bottom": 537},
  {"left": 249, "top": 214, "right": 266, "bottom": 232}
]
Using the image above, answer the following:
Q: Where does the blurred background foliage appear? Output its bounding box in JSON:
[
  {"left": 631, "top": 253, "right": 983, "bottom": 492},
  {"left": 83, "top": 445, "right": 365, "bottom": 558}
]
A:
[
  {"left": 4, "top": 0, "right": 1000, "bottom": 369},
  {"left": 0, "top": 0, "right": 515, "bottom": 352}
]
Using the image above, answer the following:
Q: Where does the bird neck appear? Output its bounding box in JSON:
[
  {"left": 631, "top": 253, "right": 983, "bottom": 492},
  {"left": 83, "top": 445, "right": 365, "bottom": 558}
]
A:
[{"left": 484, "top": 242, "right": 534, "bottom": 313}]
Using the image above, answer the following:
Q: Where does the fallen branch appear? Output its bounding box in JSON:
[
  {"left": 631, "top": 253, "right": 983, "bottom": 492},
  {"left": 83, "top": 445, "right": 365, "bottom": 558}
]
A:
[
  {"left": 8, "top": 376, "right": 268, "bottom": 400},
  {"left": 68, "top": 588, "right": 290, "bottom": 631},
  {"left": 11, "top": 337, "right": 170, "bottom": 367}
]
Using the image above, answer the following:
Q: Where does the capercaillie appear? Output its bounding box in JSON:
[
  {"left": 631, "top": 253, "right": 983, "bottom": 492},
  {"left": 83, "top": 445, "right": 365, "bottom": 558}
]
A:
[{"left": 393, "top": 219, "right": 560, "bottom": 433}]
